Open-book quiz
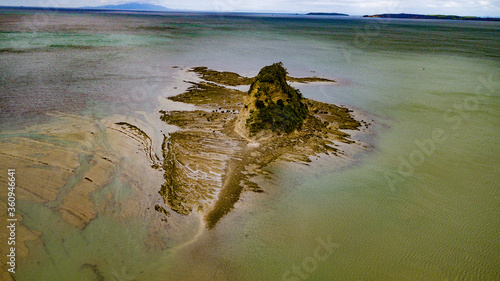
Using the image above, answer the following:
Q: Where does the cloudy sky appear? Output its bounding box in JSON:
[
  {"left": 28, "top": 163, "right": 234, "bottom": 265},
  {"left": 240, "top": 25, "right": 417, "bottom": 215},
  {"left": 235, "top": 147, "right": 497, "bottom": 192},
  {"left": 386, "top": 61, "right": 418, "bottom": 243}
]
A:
[{"left": 1, "top": 0, "right": 499, "bottom": 16}]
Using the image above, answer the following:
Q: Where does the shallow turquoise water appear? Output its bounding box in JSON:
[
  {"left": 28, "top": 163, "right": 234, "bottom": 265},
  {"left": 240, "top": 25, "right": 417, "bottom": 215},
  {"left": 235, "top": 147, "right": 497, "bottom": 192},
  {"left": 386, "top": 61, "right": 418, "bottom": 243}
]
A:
[{"left": 1, "top": 10, "right": 499, "bottom": 280}]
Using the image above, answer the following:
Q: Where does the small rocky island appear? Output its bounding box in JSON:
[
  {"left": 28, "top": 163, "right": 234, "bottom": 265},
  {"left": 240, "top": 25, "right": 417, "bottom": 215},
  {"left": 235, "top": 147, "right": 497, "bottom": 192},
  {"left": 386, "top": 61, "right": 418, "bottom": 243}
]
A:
[
  {"left": 159, "top": 63, "right": 362, "bottom": 228},
  {"left": 363, "top": 13, "right": 500, "bottom": 21}
]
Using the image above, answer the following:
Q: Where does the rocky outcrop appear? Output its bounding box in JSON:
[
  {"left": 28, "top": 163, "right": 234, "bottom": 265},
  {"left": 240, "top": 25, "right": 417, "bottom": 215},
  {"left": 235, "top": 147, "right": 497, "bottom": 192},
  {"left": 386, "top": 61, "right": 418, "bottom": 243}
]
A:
[
  {"left": 159, "top": 63, "right": 363, "bottom": 229},
  {"left": 235, "top": 62, "right": 309, "bottom": 138}
]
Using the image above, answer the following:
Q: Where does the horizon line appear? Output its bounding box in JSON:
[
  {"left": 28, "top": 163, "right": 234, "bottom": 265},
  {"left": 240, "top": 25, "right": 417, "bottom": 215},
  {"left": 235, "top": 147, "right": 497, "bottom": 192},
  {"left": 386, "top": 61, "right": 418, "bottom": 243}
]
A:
[{"left": 0, "top": 5, "right": 499, "bottom": 18}]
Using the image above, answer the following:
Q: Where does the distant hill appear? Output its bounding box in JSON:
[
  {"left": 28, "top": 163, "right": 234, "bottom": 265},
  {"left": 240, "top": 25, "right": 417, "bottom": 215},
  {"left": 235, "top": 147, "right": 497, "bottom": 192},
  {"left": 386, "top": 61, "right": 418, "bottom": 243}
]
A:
[
  {"left": 363, "top": 13, "right": 500, "bottom": 21},
  {"left": 307, "top": 12, "right": 348, "bottom": 16},
  {"left": 82, "top": 3, "right": 171, "bottom": 11}
]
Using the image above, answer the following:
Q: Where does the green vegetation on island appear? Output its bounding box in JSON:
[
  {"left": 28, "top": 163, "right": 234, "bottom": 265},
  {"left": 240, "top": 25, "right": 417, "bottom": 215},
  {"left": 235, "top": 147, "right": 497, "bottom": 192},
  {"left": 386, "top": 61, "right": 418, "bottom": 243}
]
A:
[{"left": 245, "top": 63, "right": 308, "bottom": 134}]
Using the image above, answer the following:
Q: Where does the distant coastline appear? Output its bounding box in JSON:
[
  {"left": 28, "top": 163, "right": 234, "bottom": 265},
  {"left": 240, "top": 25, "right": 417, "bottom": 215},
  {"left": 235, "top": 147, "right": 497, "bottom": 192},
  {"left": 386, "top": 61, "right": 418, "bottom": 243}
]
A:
[
  {"left": 81, "top": 3, "right": 171, "bottom": 11},
  {"left": 307, "top": 12, "right": 349, "bottom": 16},
  {"left": 363, "top": 13, "right": 500, "bottom": 21}
]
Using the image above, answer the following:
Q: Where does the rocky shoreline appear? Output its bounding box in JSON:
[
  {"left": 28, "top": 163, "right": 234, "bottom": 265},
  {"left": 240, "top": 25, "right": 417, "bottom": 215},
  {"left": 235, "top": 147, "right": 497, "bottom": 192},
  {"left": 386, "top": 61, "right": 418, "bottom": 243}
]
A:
[{"left": 159, "top": 64, "right": 365, "bottom": 229}]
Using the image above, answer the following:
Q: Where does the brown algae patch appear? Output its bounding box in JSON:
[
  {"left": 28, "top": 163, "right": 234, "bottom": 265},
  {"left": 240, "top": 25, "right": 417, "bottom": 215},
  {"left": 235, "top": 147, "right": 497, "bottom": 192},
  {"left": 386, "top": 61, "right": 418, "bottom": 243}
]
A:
[
  {"left": 190, "top": 67, "right": 253, "bottom": 86},
  {"left": 159, "top": 63, "right": 363, "bottom": 229},
  {"left": 190, "top": 66, "right": 336, "bottom": 86},
  {"left": 159, "top": 110, "right": 244, "bottom": 217},
  {"left": 168, "top": 82, "right": 245, "bottom": 111}
]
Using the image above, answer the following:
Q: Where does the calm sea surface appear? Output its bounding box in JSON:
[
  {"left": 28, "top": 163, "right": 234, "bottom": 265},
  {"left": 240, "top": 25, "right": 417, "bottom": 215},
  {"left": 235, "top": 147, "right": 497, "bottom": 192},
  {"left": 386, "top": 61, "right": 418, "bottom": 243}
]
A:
[{"left": 1, "top": 9, "right": 499, "bottom": 280}]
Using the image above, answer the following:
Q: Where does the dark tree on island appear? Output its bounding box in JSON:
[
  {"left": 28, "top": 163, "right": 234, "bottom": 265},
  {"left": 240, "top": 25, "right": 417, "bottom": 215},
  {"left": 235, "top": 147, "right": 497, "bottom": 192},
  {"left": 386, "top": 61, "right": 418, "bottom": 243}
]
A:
[{"left": 245, "top": 63, "right": 309, "bottom": 134}]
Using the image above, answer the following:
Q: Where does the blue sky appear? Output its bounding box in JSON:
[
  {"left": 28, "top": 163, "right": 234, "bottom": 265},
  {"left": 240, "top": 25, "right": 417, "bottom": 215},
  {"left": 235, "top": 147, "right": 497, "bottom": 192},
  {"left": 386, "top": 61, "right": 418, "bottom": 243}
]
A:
[{"left": 0, "top": 0, "right": 499, "bottom": 17}]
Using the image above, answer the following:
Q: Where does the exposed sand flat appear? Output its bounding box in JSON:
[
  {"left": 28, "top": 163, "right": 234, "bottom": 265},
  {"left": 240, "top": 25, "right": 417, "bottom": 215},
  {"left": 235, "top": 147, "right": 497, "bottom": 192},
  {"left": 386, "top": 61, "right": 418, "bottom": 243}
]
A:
[
  {"left": 0, "top": 112, "right": 181, "bottom": 277},
  {"left": 110, "top": 122, "right": 162, "bottom": 168},
  {"left": 59, "top": 159, "right": 115, "bottom": 229},
  {"left": 0, "top": 136, "right": 82, "bottom": 203}
]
